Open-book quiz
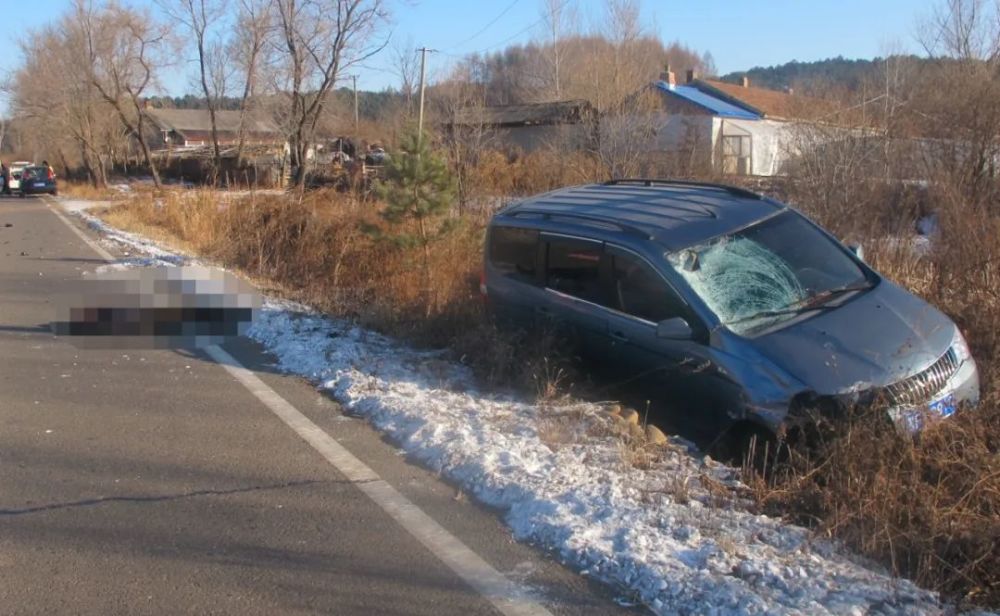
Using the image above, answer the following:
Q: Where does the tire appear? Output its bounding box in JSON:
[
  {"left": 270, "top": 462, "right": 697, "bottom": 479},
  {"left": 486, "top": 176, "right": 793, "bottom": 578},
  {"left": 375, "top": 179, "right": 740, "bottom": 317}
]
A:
[{"left": 709, "top": 421, "right": 780, "bottom": 471}]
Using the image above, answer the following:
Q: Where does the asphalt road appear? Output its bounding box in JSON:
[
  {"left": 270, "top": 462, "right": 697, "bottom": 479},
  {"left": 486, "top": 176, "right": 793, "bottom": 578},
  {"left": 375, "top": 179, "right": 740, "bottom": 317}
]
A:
[{"left": 0, "top": 195, "right": 633, "bottom": 615}]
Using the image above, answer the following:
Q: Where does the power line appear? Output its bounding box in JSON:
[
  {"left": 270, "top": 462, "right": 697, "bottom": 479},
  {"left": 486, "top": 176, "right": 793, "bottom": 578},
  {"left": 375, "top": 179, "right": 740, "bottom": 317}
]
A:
[
  {"left": 475, "top": 0, "right": 573, "bottom": 54},
  {"left": 443, "top": 0, "right": 521, "bottom": 52},
  {"left": 440, "top": 0, "right": 574, "bottom": 59}
]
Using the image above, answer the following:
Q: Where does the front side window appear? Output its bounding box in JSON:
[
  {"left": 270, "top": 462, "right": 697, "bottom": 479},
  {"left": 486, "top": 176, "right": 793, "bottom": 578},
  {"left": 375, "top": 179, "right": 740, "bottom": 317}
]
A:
[
  {"left": 545, "top": 238, "right": 604, "bottom": 304},
  {"left": 610, "top": 250, "right": 684, "bottom": 323},
  {"left": 668, "top": 211, "right": 871, "bottom": 334}
]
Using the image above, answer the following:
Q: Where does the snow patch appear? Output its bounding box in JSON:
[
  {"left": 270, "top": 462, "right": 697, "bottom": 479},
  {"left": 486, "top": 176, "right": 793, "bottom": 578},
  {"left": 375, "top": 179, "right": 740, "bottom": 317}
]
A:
[
  {"left": 61, "top": 199, "right": 112, "bottom": 212},
  {"left": 72, "top": 207, "right": 185, "bottom": 266}
]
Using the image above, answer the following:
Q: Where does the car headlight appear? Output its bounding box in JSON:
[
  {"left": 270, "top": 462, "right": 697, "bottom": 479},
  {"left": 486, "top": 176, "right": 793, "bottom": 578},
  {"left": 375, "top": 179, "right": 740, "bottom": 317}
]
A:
[{"left": 951, "top": 327, "right": 972, "bottom": 364}]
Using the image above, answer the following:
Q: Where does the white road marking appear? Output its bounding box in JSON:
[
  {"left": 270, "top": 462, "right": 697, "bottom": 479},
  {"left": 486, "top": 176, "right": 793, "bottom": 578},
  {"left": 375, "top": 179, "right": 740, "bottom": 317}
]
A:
[
  {"left": 206, "top": 345, "right": 552, "bottom": 616},
  {"left": 40, "top": 196, "right": 115, "bottom": 261},
  {"left": 44, "top": 196, "right": 554, "bottom": 616}
]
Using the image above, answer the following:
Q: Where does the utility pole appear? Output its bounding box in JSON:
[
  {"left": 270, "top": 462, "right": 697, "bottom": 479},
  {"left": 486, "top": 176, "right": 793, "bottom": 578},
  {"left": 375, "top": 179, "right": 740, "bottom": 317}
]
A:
[
  {"left": 352, "top": 74, "right": 359, "bottom": 135},
  {"left": 417, "top": 47, "right": 435, "bottom": 147}
]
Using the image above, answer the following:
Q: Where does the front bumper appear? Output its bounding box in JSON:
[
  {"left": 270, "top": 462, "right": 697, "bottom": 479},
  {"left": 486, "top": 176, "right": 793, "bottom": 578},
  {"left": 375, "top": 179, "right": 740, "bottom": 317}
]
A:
[{"left": 888, "top": 358, "right": 979, "bottom": 432}]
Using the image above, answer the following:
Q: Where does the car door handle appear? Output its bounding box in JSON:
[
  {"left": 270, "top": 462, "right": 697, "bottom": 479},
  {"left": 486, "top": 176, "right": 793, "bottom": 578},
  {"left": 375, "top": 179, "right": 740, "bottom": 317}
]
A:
[{"left": 609, "top": 330, "right": 629, "bottom": 343}]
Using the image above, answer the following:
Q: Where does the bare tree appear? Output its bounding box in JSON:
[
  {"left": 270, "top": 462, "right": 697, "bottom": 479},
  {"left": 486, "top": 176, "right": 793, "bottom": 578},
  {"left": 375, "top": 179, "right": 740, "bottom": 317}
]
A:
[
  {"left": 597, "top": 86, "right": 660, "bottom": 178},
  {"left": 432, "top": 67, "right": 493, "bottom": 210},
  {"left": 539, "top": 0, "right": 577, "bottom": 100},
  {"left": 232, "top": 0, "right": 273, "bottom": 166},
  {"left": 917, "top": 0, "right": 1000, "bottom": 202},
  {"left": 156, "top": 0, "right": 230, "bottom": 180},
  {"left": 76, "top": 0, "right": 172, "bottom": 188},
  {"left": 390, "top": 35, "right": 419, "bottom": 115},
  {"left": 12, "top": 17, "right": 117, "bottom": 185},
  {"left": 923, "top": 0, "right": 1000, "bottom": 61},
  {"left": 603, "top": 0, "right": 644, "bottom": 94},
  {"left": 272, "top": 0, "right": 389, "bottom": 189}
]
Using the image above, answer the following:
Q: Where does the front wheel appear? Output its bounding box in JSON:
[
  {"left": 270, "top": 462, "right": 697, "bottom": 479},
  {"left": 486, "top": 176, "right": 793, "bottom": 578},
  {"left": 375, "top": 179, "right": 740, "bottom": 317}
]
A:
[{"left": 709, "top": 421, "right": 781, "bottom": 471}]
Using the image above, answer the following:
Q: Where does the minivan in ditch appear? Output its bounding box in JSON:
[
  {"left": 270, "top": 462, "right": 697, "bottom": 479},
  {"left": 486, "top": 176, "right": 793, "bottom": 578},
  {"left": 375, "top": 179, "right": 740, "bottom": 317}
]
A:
[{"left": 483, "top": 180, "right": 979, "bottom": 441}]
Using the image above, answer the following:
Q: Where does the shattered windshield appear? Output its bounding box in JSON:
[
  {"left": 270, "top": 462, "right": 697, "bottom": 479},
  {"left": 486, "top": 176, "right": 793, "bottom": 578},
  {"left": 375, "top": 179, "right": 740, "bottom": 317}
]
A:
[{"left": 668, "top": 211, "right": 870, "bottom": 334}]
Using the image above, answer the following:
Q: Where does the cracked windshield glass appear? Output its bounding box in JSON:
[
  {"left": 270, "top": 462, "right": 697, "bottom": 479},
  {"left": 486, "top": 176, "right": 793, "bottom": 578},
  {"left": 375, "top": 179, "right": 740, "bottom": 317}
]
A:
[{"left": 669, "top": 211, "right": 869, "bottom": 334}]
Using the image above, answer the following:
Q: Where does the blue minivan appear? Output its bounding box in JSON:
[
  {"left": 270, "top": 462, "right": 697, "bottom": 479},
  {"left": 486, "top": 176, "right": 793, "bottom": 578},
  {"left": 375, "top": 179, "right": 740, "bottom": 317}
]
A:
[{"left": 483, "top": 180, "right": 979, "bottom": 440}]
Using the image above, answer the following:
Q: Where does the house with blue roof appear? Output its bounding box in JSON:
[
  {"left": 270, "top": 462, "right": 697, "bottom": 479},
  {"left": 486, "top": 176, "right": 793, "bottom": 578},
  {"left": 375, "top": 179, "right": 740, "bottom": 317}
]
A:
[{"left": 648, "top": 69, "right": 828, "bottom": 176}]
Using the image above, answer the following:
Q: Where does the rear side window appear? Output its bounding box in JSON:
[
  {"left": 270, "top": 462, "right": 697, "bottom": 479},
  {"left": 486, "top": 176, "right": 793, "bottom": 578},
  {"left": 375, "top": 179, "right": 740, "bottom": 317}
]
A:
[
  {"left": 611, "top": 250, "right": 685, "bottom": 323},
  {"left": 489, "top": 226, "right": 538, "bottom": 283},
  {"left": 545, "top": 238, "right": 604, "bottom": 304}
]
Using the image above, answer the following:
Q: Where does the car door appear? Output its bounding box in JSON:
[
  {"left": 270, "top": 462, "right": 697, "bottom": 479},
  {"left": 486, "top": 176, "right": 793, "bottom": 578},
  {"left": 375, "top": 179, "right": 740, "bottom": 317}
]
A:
[
  {"left": 539, "top": 233, "right": 612, "bottom": 362},
  {"left": 603, "top": 245, "right": 737, "bottom": 430}
]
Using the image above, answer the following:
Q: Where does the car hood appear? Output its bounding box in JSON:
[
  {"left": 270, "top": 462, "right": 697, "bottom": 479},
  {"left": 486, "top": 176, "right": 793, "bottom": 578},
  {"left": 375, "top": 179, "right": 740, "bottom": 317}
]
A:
[{"left": 750, "top": 281, "right": 955, "bottom": 394}]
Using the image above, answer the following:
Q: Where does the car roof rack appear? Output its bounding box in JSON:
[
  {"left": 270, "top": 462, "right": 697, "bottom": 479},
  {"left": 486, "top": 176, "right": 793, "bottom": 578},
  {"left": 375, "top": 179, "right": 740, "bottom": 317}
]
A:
[
  {"left": 603, "top": 178, "right": 763, "bottom": 200},
  {"left": 509, "top": 209, "right": 654, "bottom": 240}
]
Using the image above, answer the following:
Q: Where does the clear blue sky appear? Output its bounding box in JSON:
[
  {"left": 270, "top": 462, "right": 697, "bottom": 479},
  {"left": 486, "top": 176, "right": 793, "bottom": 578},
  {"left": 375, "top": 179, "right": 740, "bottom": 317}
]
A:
[{"left": 1, "top": 0, "right": 936, "bottom": 108}]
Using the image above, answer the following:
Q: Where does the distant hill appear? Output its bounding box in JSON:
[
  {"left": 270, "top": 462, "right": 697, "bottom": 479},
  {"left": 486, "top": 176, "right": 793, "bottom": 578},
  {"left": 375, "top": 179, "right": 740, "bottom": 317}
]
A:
[{"left": 720, "top": 56, "right": 928, "bottom": 94}]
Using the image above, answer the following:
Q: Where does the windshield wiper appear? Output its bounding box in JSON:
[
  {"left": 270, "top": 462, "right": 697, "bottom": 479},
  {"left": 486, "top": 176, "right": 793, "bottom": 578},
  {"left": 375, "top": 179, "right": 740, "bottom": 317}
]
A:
[
  {"left": 798, "top": 281, "right": 873, "bottom": 308},
  {"left": 728, "top": 303, "right": 837, "bottom": 325},
  {"left": 728, "top": 282, "right": 872, "bottom": 326}
]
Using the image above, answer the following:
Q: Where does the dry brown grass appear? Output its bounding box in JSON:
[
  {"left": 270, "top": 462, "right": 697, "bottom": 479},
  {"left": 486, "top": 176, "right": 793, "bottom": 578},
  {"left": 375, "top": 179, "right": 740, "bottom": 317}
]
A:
[
  {"left": 101, "top": 186, "right": 487, "bottom": 342},
  {"left": 59, "top": 180, "right": 121, "bottom": 201},
  {"left": 101, "top": 189, "right": 227, "bottom": 256},
  {"left": 462, "top": 149, "right": 605, "bottom": 199}
]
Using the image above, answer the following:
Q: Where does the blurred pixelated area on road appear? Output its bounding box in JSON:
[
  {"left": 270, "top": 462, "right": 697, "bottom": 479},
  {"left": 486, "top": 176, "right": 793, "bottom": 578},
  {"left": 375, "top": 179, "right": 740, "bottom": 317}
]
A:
[{"left": 52, "top": 266, "right": 261, "bottom": 349}]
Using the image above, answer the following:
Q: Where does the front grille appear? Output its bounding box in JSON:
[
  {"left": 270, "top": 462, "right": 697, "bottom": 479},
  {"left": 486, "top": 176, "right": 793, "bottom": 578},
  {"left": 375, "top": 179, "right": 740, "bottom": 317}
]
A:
[{"left": 883, "top": 347, "right": 960, "bottom": 407}]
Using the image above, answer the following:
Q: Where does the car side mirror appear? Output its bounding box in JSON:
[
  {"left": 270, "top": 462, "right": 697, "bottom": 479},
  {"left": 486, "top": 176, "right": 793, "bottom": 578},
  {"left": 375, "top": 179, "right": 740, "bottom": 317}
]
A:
[
  {"left": 656, "top": 317, "right": 693, "bottom": 340},
  {"left": 847, "top": 243, "right": 865, "bottom": 262}
]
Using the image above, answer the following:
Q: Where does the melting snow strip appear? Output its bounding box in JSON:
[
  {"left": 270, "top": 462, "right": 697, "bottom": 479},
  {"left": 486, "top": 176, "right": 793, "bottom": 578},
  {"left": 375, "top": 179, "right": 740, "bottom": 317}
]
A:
[{"left": 65, "top": 198, "right": 951, "bottom": 616}]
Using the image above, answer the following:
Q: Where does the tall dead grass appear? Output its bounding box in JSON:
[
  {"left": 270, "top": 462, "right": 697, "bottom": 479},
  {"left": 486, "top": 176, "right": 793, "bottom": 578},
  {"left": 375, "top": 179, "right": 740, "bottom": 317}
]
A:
[
  {"left": 59, "top": 180, "right": 120, "bottom": 201},
  {"left": 463, "top": 149, "right": 605, "bottom": 199}
]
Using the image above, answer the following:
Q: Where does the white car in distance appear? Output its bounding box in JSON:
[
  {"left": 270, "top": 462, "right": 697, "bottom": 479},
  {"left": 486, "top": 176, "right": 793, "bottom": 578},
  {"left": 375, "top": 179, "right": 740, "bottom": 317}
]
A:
[{"left": 8, "top": 161, "right": 33, "bottom": 193}]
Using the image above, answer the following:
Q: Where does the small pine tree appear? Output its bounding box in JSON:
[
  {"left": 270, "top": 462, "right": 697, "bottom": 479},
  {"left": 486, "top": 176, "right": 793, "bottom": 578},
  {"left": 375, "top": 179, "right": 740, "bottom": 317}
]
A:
[{"left": 376, "top": 129, "right": 457, "bottom": 315}]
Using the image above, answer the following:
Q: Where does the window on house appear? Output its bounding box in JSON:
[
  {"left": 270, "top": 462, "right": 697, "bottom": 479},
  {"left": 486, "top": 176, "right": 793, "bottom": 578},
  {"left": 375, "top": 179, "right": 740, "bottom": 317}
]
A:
[{"left": 722, "top": 134, "right": 752, "bottom": 175}]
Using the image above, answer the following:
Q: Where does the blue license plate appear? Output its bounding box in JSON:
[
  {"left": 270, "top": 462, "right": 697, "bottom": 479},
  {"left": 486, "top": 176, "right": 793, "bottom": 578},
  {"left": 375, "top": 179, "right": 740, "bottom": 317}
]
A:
[
  {"left": 892, "top": 393, "right": 957, "bottom": 433},
  {"left": 33, "top": 182, "right": 45, "bottom": 188},
  {"left": 929, "top": 393, "right": 957, "bottom": 418}
]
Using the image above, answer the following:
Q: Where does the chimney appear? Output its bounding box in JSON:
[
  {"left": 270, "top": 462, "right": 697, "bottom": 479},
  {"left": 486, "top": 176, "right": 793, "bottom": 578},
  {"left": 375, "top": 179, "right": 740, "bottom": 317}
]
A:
[
  {"left": 741, "top": 76, "right": 750, "bottom": 88},
  {"left": 686, "top": 69, "right": 697, "bottom": 84},
  {"left": 659, "top": 64, "right": 676, "bottom": 86}
]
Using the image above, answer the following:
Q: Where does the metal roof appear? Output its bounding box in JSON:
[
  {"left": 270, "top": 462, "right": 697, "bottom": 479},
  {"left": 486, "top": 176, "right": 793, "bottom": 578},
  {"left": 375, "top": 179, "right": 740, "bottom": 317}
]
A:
[
  {"left": 655, "top": 81, "right": 761, "bottom": 120},
  {"left": 448, "top": 99, "right": 593, "bottom": 127},
  {"left": 146, "top": 108, "right": 281, "bottom": 136},
  {"left": 499, "top": 182, "right": 784, "bottom": 251}
]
